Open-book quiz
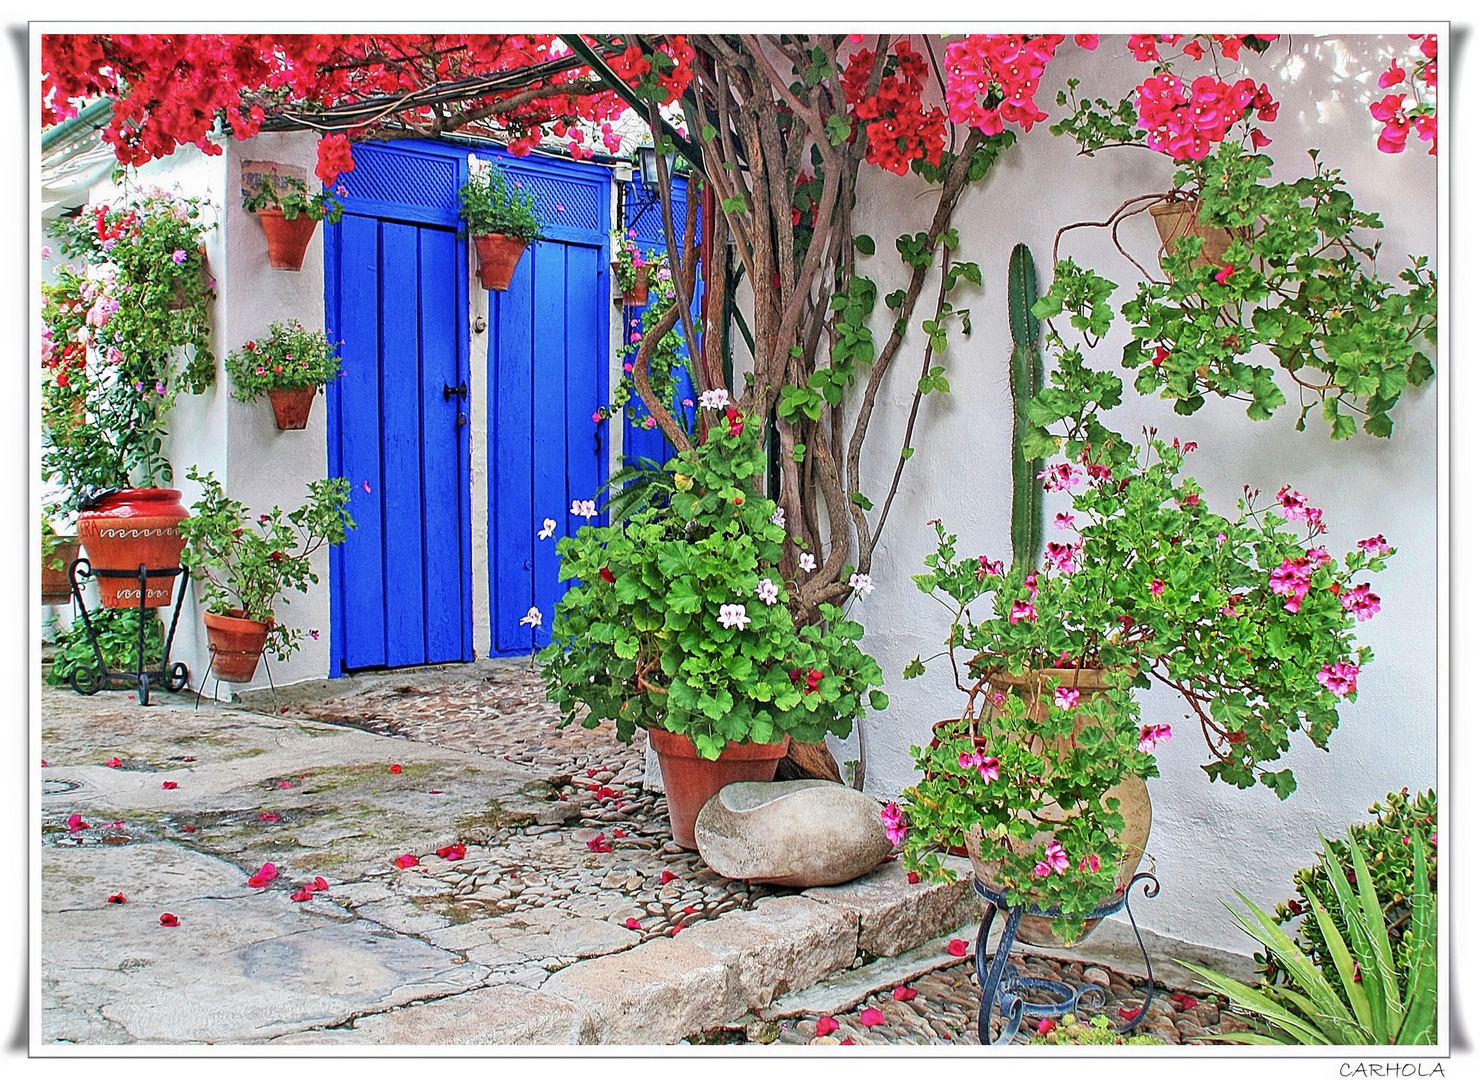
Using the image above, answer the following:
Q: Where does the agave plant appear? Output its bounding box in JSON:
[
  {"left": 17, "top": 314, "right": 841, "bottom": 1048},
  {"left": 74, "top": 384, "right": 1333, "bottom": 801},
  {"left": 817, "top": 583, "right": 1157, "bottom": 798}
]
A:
[{"left": 1180, "top": 828, "right": 1435, "bottom": 1045}]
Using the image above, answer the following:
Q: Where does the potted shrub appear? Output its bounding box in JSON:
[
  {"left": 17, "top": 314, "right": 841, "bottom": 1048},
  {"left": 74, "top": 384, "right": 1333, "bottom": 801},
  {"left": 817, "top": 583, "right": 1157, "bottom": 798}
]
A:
[
  {"left": 459, "top": 154, "right": 541, "bottom": 291},
  {"left": 539, "top": 407, "right": 887, "bottom": 849},
  {"left": 611, "top": 228, "right": 656, "bottom": 304},
  {"left": 242, "top": 175, "right": 345, "bottom": 271},
  {"left": 224, "top": 321, "right": 343, "bottom": 429},
  {"left": 44, "top": 193, "right": 217, "bottom": 607},
  {"left": 179, "top": 466, "right": 354, "bottom": 682},
  {"left": 895, "top": 431, "right": 1392, "bottom": 946}
]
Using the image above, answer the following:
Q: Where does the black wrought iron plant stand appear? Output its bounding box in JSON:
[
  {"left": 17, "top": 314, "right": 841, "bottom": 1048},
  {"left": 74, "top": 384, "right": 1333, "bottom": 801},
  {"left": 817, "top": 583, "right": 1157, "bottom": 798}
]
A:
[
  {"left": 66, "top": 557, "right": 190, "bottom": 706},
  {"left": 973, "top": 872, "right": 1161, "bottom": 1044}
]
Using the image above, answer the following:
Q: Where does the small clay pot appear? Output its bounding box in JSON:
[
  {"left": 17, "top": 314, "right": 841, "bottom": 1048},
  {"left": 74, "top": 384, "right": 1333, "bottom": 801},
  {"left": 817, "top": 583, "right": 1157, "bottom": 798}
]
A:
[
  {"left": 42, "top": 536, "right": 80, "bottom": 604},
  {"left": 617, "top": 263, "right": 650, "bottom": 305},
  {"left": 472, "top": 233, "right": 528, "bottom": 290},
  {"left": 256, "top": 209, "right": 320, "bottom": 271},
  {"left": 646, "top": 727, "right": 791, "bottom": 850},
  {"left": 203, "top": 609, "right": 272, "bottom": 683},
  {"left": 1148, "top": 198, "right": 1241, "bottom": 276},
  {"left": 267, "top": 386, "right": 317, "bottom": 430}
]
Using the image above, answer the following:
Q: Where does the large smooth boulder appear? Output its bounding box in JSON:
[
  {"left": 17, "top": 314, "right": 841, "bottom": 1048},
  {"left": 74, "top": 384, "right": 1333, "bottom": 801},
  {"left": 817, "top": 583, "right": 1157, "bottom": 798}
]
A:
[{"left": 694, "top": 780, "right": 894, "bottom": 887}]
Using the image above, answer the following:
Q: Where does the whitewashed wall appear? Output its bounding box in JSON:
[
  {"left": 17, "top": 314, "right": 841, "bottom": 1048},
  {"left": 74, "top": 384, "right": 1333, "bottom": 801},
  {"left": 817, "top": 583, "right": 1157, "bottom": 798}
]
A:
[{"left": 831, "top": 35, "right": 1438, "bottom": 954}]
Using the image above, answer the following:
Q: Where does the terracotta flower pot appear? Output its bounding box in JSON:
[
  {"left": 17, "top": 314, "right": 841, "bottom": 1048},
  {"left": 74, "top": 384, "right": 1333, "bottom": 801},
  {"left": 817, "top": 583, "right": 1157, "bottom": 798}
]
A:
[
  {"left": 616, "top": 263, "right": 650, "bottom": 305},
  {"left": 42, "top": 536, "right": 80, "bottom": 604},
  {"left": 964, "top": 665, "right": 1152, "bottom": 947},
  {"left": 203, "top": 609, "right": 272, "bottom": 683},
  {"left": 267, "top": 386, "right": 317, "bottom": 430},
  {"left": 646, "top": 727, "right": 791, "bottom": 850},
  {"left": 256, "top": 209, "right": 320, "bottom": 272},
  {"left": 1148, "top": 198, "right": 1242, "bottom": 276},
  {"left": 77, "top": 489, "right": 189, "bottom": 608},
  {"left": 472, "top": 233, "right": 528, "bottom": 291}
]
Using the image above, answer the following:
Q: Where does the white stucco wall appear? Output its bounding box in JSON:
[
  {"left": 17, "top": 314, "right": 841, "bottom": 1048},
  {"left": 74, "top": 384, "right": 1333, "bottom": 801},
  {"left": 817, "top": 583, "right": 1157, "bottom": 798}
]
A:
[{"left": 838, "top": 34, "right": 1438, "bottom": 955}]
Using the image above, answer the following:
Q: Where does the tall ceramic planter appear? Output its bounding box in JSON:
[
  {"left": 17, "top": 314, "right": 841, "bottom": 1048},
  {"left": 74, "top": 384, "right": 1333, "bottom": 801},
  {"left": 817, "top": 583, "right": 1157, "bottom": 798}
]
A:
[
  {"left": 267, "top": 386, "right": 317, "bottom": 430},
  {"left": 42, "top": 536, "right": 80, "bottom": 604},
  {"left": 646, "top": 727, "right": 791, "bottom": 850},
  {"left": 966, "top": 665, "right": 1152, "bottom": 947},
  {"left": 472, "top": 233, "right": 527, "bottom": 290},
  {"left": 76, "top": 489, "right": 189, "bottom": 608},
  {"left": 256, "top": 210, "right": 320, "bottom": 271},
  {"left": 203, "top": 609, "right": 271, "bottom": 682},
  {"left": 1148, "top": 197, "right": 1241, "bottom": 275}
]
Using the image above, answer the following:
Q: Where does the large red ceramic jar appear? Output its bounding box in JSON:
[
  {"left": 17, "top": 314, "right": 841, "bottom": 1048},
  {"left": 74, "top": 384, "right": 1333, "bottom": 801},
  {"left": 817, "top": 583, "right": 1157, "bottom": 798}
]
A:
[{"left": 76, "top": 488, "right": 189, "bottom": 608}]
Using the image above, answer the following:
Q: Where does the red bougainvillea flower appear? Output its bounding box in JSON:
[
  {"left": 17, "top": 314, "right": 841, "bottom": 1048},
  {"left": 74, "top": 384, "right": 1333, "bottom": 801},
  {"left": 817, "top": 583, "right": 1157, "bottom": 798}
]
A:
[
  {"left": 1127, "top": 35, "right": 1160, "bottom": 62},
  {"left": 389, "top": 764, "right": 402, "bottom": 774},
  {"left": 586, "top": 833, "right": 613, "bottom": 853},
  {"left": 67, "top": 813, "right": 88, "bottom": 832},
  {"left": 892, "top": 986, "right": 918, "bottom": 1002},
  {"left": 315, "top": 132, "right": 356, "bottom": 185},
  {"left": 161, "top": 780, "right": 178, "bottom": 789},
  {"left": 660, "top": 870, "right": 679, "bottom": 885},
  {"left": 1073, "top": 35, "right": 1098, "bottom": 50},
  {"left": 1182, "top": 39, "right": 1204, "bottom": 61},
  {"left": 625, "top": 917, "right": 642, "bottom": 930},
  {"left": 1379, "top": 60, "right": 1408, "bottom": 89},
  {"left": 394, "top": 853, "right": 419, "bottom": 868},
  {"left": 107, "top": 892, "right": 127, "bottom": 904},
  {"left": 246, "top": 862, "right": 279, "bottom": 887},
  {"left": 159, "top": 912, "right": 180, "bottom": 927},
  {"left": 436, "top": 842, "right": 467, "bottom": 861},
  {"left": 859, "top": 1008, "right": 885, "bottom": 1027},
  {"left": 947, "top": 938, "right": 968, "bottom": 957},
  {"left": 104, "top": 757, "right": 121, "bottom": 768},
  {"left": 816, "top": 1016, "right": 840, "bottom": 1036}
]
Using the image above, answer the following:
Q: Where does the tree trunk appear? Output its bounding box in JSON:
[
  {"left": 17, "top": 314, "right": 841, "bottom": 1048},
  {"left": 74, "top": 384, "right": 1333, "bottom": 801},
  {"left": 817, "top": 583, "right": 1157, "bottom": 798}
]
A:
[{"left": 776, "top": 739, "right": 843, "bottom": 784}]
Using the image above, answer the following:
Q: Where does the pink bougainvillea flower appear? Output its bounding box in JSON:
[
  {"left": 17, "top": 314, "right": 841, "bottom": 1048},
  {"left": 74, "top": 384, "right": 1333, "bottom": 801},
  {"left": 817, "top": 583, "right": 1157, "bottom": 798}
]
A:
[
  {"left": 1079, "top": 853, "right": 1101, "bottom": 873},
  {"left": 389, "top": 763, "right": 402, "bottom": 774},
  {"left": 586, "top": 833, "right": 613, "bottom": 853},
  {"left": 859, "top": 1008, "right": 885, "bottom": 1027},
  {"left": 1341, "top": 584, "right": 1381, "bottom": 621},
  {"left": 816, "top": 1016, "right": 840, "bottom": 1036},
  {"left": 1182, "top": 39, "right": 1204, "bottom": 60},
  {"left": 1379, "top": 60, "right": 1407, "bottom": 88},
  {"left": 436, "top": 842, "right": 466, "bottom": 861},
  {"left": 161, "top": 780, "right": 178, "bottom": 789},
  {"left": 104, "top": 757, "right": 121, "bottom": 768},
  {"left": 1317, "top": 661, "right": 1360, "bottom": 696},
  {"left": 394, "top": 853, "right": 419, "bottom": 868},
  {"left": 660, "top": 870, "right": 679, "bottom": 885},
  {"left": 1127, "top": 34, "right": 1160, "bottom": 61},
  {"left": 159, "top": 912, "right": 180, "bottom": 927},
  {"left": 1074, "top": 34, "right": 1098, "bottom": 50},
  {"left": 1054, "top": 687, "right": 1080, "bottom": 710},
  {"left": 246, "top": 862, "right": 278, "bottom": 887},
  {"left": 1037, "top": 1017, "right": 1056, "bottom": 1036},
  {"left": 107, "top": 892, "right": 126, "bottom": 904},
  {"left": 1009, "top": 599, "right": 1038, "bottom": 625},
  {"left": 1138, "top": 724, "right": 1174, "bottom": 753},
  {"left": 893, "top": 985, "right": 918, "bottom": 1002},
  {"left": 946, "top": 938, "right": 969, "bottom": 957},
  {"left": 67, "top": 813, "right": 88, "bottom": 832},
  {"left": 880, "top": 803, "right": 907, "bottom": 845}
]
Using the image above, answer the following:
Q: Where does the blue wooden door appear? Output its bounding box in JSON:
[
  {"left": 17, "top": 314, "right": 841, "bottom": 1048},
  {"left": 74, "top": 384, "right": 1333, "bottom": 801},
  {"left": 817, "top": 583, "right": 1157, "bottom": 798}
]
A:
[
  {"left": 325, "top": 141, "right": 473, "bottom": 672},
  {"left": 483, "top": 151, "right": 611, "bottom": 656}
]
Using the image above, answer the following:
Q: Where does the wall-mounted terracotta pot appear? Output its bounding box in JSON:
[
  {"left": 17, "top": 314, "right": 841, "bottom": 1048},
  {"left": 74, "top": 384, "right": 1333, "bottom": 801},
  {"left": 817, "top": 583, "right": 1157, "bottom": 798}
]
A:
[
  {"left": 472, "top": 233, "right": 527, "bottom": 291},
  {"left": 256, "top": 210, "right": 320, "bottom": 271},
  {"left": 267, "top": 386, "right": 317, "bottom": 430}
]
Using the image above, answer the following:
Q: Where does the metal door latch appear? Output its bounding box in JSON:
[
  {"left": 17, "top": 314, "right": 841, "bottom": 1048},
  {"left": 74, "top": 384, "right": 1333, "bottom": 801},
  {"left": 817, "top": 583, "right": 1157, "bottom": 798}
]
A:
[
  {"left": 443, "top": 380, "right": 468, "bottom": 402},
  {"left": 473, "top": 316, "right": 487, "bottom": 334}
]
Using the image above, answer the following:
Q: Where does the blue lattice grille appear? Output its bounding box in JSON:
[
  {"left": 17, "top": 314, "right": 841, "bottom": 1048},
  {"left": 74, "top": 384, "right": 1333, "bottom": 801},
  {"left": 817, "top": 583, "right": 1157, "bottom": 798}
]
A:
[
  {"left": 342, "top": 147, "right": 458, "bottom": 211},
  {"left": 500, "top": 166, "right": 604, "bottom": 237}
]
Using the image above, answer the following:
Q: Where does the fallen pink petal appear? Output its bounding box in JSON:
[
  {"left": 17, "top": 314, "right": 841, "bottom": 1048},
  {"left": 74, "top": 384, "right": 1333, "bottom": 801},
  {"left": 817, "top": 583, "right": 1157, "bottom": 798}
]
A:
[
  {"left": 816, "top": 1016, "right": 839, "bottom": 1036},
  {"left": 947, "top": 939, "right": 968, "bottom": 957},
  {"left": 246, "top": 862, "right": 278, "bottom": 887},
  {"left": 859, "top": 1008, "right": 884, "bottom": 1027},
  {"left": 892, "top": 986, "right": 917, "bottom": 1001},
  {"left": 394, "top": 854, "right": 419, "bottom": 868}
]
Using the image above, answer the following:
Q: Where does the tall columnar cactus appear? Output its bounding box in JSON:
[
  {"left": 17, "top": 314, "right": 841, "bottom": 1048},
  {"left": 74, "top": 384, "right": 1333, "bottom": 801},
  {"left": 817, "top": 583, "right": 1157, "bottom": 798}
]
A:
[{"left": 1008, "top": 242, "right": 1044, "bottom": 572}]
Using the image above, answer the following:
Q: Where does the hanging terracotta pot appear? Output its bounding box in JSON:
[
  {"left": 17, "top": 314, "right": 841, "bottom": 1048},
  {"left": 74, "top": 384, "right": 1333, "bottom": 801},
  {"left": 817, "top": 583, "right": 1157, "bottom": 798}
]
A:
[
  {"left": 966, "top": 664, "right": 1152, "bottom": 947},
  {"left": 77, "top": 489, "right": 189, "bottom": 608},
  {"left": 646, "top": 727, "right": 791, "bottom": 850},
  {"left": 472, "top": 233, "right": 527, "bottom": 291},
  {"left": 256, "top": 209, "right": 320, "bottom": 272},
  {"left": 1148, "top": 197, "right": 1241, "bottom": 276},
  {"left": 203, "top": 609, "right": 272, "bottom": 682},
  {"left": 266, "top": 386, "right": 317, "bottom": 430},
  {"left": 42, "top": 536, "right": 80, "bottom": 604},
  {"left": 616, "top": 263, "right": 650, "bottom": 305}
]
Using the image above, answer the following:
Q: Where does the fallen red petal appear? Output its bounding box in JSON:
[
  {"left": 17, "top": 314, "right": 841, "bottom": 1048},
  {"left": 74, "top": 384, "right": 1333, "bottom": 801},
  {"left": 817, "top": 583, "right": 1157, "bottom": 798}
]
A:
[
  {"left": 947, "top": 938, "right": 968, "bottom": 957},
  {"left": 161, "top": 781, "right": 178, "bottom": 789},
  {"left": 436, "top": 842, "right": 467, "bottom": 861},
  {"left": 247, "top": 861, "right": 279, "bottom": 887},
  {"left": 816, "top": 1016, "right": 839, "bottom": 1036},
  {"left": 838, "top": 1037, "right": 854, "bottom": 1045},
  {"left": 612, "top": 828, "right": 627, "bottom": 839},
  {"left": 1171, "top": 992, "right": 1199, "bottom": 1011},
  {"left": 429, "top": 789, "right": 444, "bottom": 794},
  {"left": 1119, "top": 1005, "right": 1142, "bottom": 1022},
  {"left": 314, "top": 876, "right": 329, "bottom": 891},
  {"left": 586, "top": 833, "right": 612, "bottom": 853},
  {"left": 906, "top": 871, "right": 920, "bottom": 885},
  {"left": 278, "top": 781, "right": 294, "bottom": 788},
  {"left": 683, "top": 905, "right": 696, "bottom": 914},
  {"left": 859, "top": 1007, "right": 884, "bottom": 1027},
  {"left": 625, "top": 918, "right": 642, "bottom": 930},
  {"left": 105, "top": 757, "right": 121, "bottom": 768},
  {"left": 107, "top": 893, "right": 126, "bottom": 904},
  {"left": 258, "top": 812, "right": 279, "bottom": 822},
  {"left": 183, "top": 825, "right": 196, "bottom": 833},
  {"left": 586, "top": 769, "right": 597, "bottom": 777},
  {"left": 670, "top": 924, "right": 683, "bottom": 935},
  {"left": 394, "top": 853, "right": 419, "bottom": 868},
  {"left": 290, "top": 886, "right": 314, "bottom": 902},
  {"left": 660, "top": 870, "right": 678, "bottom": 884},
  {"left": 390, "top": 764, "right": 402, "bottom": 774},
  {"left": 67, "top": 813, "right": 88, "bottom": 831},
  {"left": 893, "top": 986, "right": 917, "bottom": 1002},
  {"left": 40, "top": 759, "right": 48, "bottom": 767},
  {"left": 159, "top": 912, "right": 179, "bottom": 926}
]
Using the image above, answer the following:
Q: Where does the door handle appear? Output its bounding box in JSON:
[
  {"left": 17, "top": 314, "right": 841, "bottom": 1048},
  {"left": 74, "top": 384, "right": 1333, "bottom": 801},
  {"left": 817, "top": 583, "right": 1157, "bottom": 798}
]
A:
[{"left": 443, "top": 380, "right": 468, "bottom": 401}]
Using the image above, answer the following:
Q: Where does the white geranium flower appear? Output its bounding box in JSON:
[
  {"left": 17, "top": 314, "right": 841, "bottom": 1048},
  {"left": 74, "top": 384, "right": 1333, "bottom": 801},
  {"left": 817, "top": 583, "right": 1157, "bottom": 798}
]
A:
[
  {"left": 849, "top": 572, "right": 875, "bottom": 597},
  {"left": 538, "top": 517, "right": 557, "bottom": 540},
  {"left": 756, "top": 578, "right": 779, "bottom": 606},
  {"left": 770, "top": 506, "right": 785, "bottom": 528},
  {"left": 717, "top": 604, "right": 751, "bottom": 630},
  {"left": 798, "top": 552, "right": 817, "bottom": 573},
  {"left": 571, "top": 499, "right": 597, "bottom": 520},
  {"left": 698, "top": 388, "right": 731, "bottom": 410},
  {"left": 519, "top": 606, "right": 542, "bottom": 628}
]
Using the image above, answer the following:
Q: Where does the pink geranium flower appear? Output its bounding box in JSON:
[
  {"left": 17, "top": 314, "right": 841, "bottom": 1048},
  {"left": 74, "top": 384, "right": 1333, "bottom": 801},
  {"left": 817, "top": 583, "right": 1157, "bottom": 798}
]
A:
[
  {"left": 1341, "top": 584, "right": 1381, "bottom": 622},
  {"left": 1054, "top": 687, "right": 1080, "bottom": 710},
  {"left": 1138, "top": 724, "right": 1173, "bottom": 753},
  {"left": 880, "top": 803, "right": 907, "bottom": 845},
  {"left": 1009, "top": 599, "right": 1037, "bottom": 625},
  {"left": 1317, "top": 661, "right": 1359, "bottom": 696}
]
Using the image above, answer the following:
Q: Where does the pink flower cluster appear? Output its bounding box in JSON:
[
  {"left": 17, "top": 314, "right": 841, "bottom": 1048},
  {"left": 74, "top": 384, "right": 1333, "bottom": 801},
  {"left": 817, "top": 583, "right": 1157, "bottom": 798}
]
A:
[
  {"left": 1043, "top": 540, "right": 1080, "bottom": 574},
  {"left": 1341, "top": 583, "right": 1381, "bottom": 622},
  {"left": 1137, "top": 724, "right": 1173, "bottom": 753},
  {"left": 1009, "top": 599, "right": 1037, "bottom": 625},
  {"left": 1134, "top": 71, "right": 1273, "bottom": 161},
  {"left": 957, "top": 749, "right": 1001, "bottom": 783},
  {"left": 1371, "top": 36, "right": 1437, "bottom": 156},
  {"left": 1053, "top": 686, "right": 1080, "bottom": 710},
  {"left": 941, "top": 35, "right": 1077, "bottom": 137},
  {"left": 1038, "top": 462, "right": 1084, "bottom": 492},
  {"left": 1358, "top": 535, "right": 1392, "bottom": 556},
  {"left": 1277, "top": 486, "right": 1326, "bottom": 532},
  {"left": 1317, "top": 661, "right": 1360, "bottom": 697},
  {"left": 881, "top": 802, "right": 906, "bottom": 845},
  {"left": 1033, "top": 839, "right": 1070, "bottom": 878},
  {"left": 1269, "top": 556, "right": 1313, "bottom": 613}
]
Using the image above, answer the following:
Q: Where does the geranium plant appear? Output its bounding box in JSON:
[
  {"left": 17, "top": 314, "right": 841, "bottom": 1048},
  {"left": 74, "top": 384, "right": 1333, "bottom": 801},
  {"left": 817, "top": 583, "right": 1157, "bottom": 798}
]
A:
[
  {"left": 611, "top": 227, "right": 658, "bottom": 295},
  {"left": 458, "top": 156, "right": 540, "bottom": 241},
  {"left": 178, "top": 467, "right": 354, "bottom": 660},
  {"left": 539, "top": 406, "right": 886, "bottom": 760},
  {"left": 224, "top": 321, "right": 343, "bottom": 400},
  {"left": 241, "top": 174, "right": 344, "bottom": 224}
]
